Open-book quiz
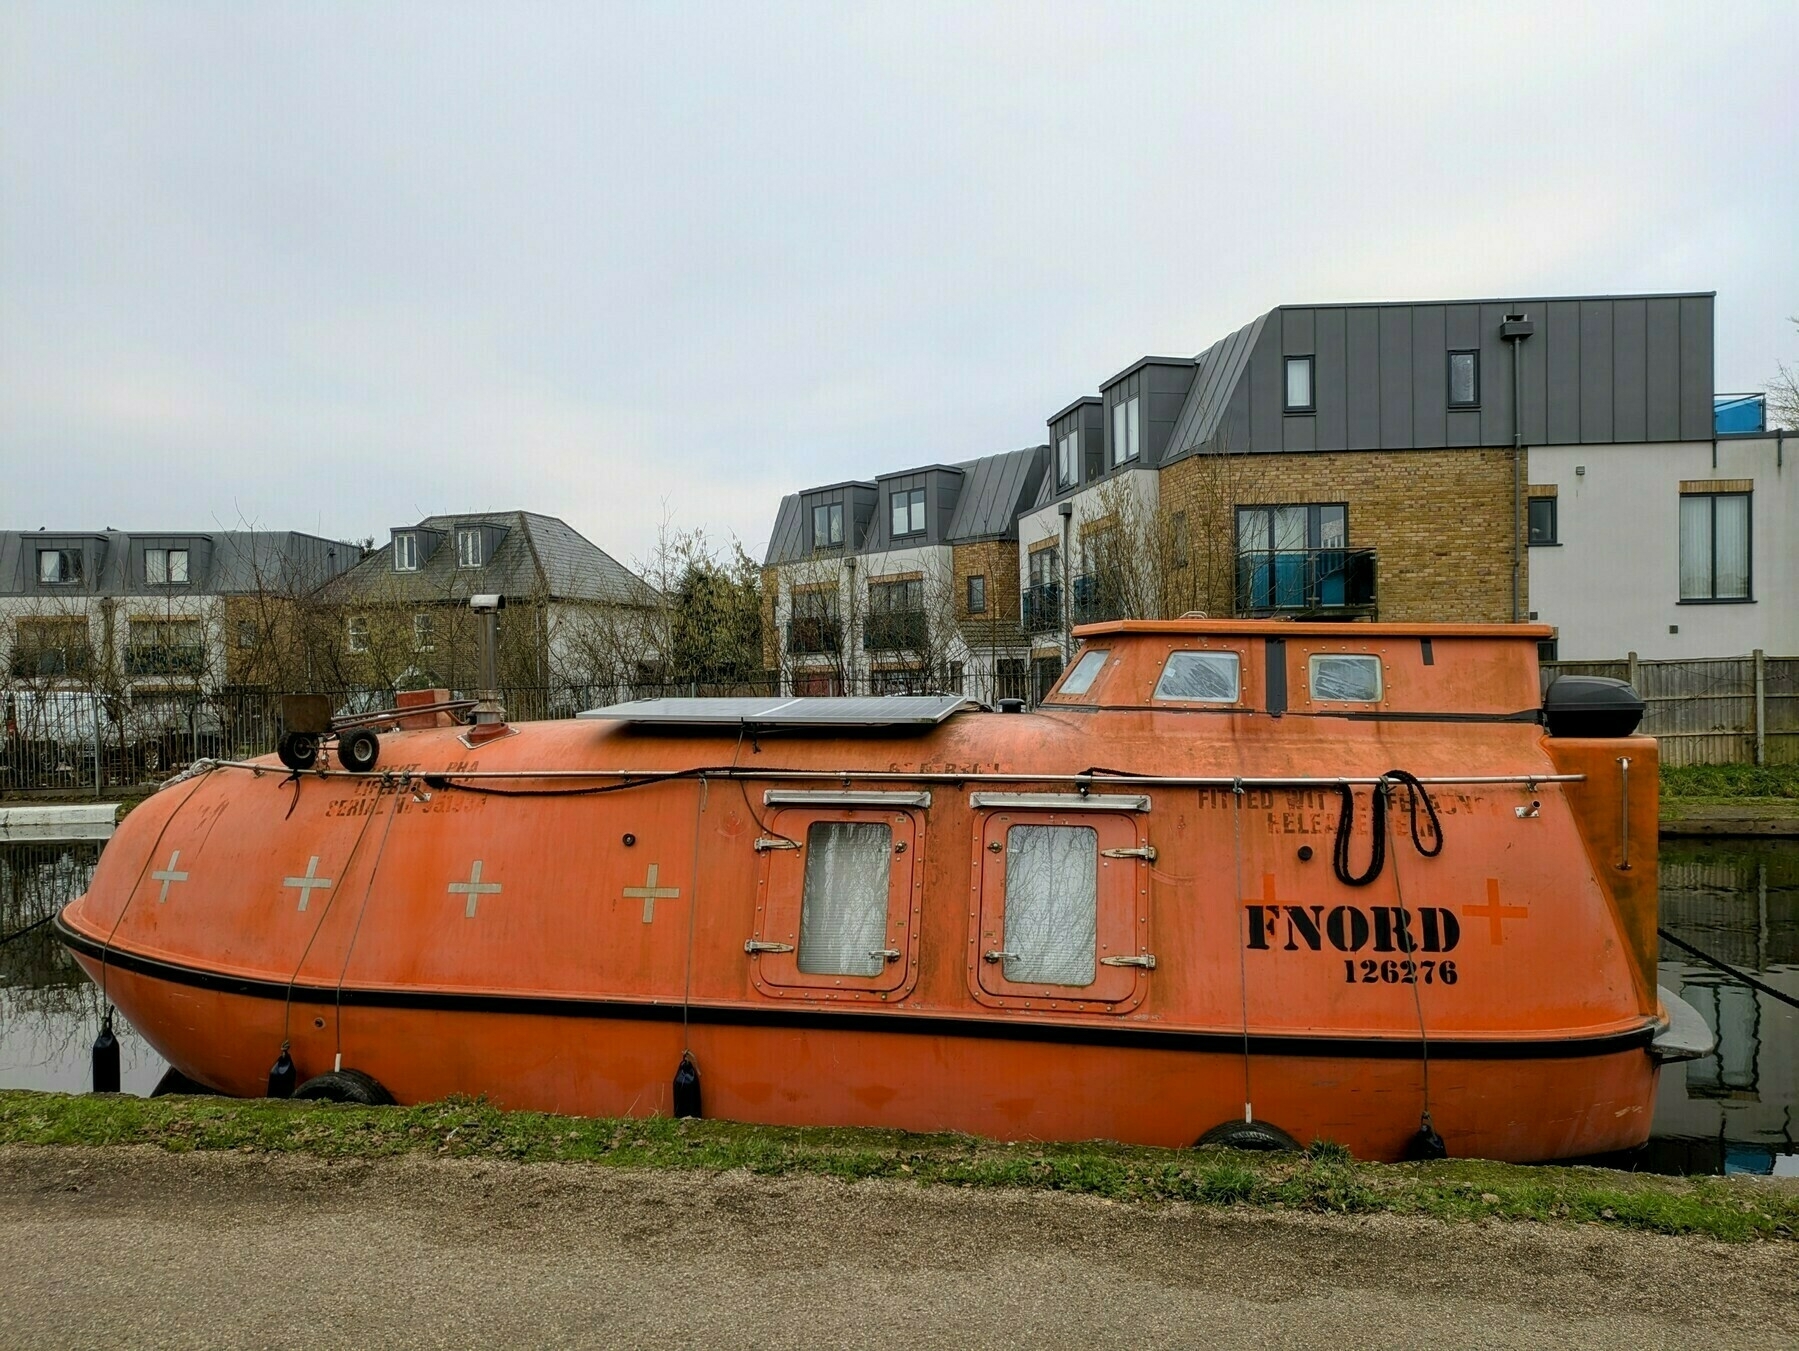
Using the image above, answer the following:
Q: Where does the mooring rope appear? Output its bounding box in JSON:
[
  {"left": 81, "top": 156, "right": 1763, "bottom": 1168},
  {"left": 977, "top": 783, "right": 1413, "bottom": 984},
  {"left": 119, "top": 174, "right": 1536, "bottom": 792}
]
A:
[{"left": 1332, "top": 769, "right": 1442, "bottom": 888}]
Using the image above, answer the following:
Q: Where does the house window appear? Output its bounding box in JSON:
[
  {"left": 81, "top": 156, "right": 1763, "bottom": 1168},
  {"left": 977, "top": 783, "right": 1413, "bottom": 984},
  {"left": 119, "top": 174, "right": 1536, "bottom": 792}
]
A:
[
  {"left": 1111, "top": 397, "right": 1140, "bottom": 466},
  {"left": 37, "top": 549, "right": 82, "bottom": 585},
  {"left": 1171, "top": 511, "right": 1190, "bottom": 568},
  {"left": 1679, "top": 492, "right": 1751, "bottom": 602},
  {"left": 966, "top": 574, "right": 987, "bottom": 614},
  {"left": 347, "top": 617, "right": 369, "bottom": 653},
  {"left": 393, "top": 533, "right": 419, "bottom": 572},
  {"left": 1537, "top": 638, "right": 1559, "bottom": 664},
  {"left": 1528, "top": 496, "right": 1558, "bottom": 545},
  {"left": 890, "top": 488, "right": 926, "bottom": 537},
  {"left": 456, "top": 528, "right": 483, "bottom": 568},
  {"left": 125, "top": 620, "right": 205, "bottom": 676},
  {"left": 812, "top": 502, "right": 843, "bottom": 548},
  {"left": 947, "top": 660, "right": 964, "bottom": 694},
  {"left": 146, "top": 547, "right": 190, "bottom": 585},
  {"left": 1057, "top": 431, "right": 1080, "bottom": 489},
  {"left": 413, "top": 613, "right": 436, "bottom": 651},
  {"left": 997, "top": 658, "right": 1028, "bottom": 702},
  {"left": 1236, "top": 503, "right": 1347, "bottom": 553},
  {"left": 237, "top": 620, "right": 258, "bottom": 650},
  {"left": 1449, "top": 351, "right": 1480, "bottom": 408},
  {"left": 1284, "top": 356, "right": 1315, "bottom": 413}
]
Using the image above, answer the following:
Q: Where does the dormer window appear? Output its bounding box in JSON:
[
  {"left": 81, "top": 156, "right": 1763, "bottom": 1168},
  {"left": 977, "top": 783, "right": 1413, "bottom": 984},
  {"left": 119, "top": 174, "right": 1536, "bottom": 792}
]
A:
[
  {"left": 1111, "top": 398, "right": 1140, "bottom": 466},
  {"left": 1284, "top": 356, "right": 1315, "bottom": 413},
  {"left": 456, "top": 527, "right": 483, "bottom": 568},
  {"left": 393, "top": 533, "right": 419, "bottom": 572},
  {"left": 1057, "top": 431, "right": 1080, "bottom": 489},
  {"left": 146, "top": 547, "right": 189, "bottom": 586},
  {"left": 891, "top": 488, "right": 925, "bottom": 537},
  {"left": 37, "top": 549, "right": 83, "bottom": 585},
  {"left": 812, "top": 502, "right": 843, "bottom": 549}
]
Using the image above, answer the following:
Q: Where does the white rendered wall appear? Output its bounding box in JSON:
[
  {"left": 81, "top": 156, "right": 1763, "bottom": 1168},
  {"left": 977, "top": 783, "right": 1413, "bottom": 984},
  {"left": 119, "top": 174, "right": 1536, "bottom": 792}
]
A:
[{"left": 1528, "top": 437, "right": 1797, "bottom": 660}]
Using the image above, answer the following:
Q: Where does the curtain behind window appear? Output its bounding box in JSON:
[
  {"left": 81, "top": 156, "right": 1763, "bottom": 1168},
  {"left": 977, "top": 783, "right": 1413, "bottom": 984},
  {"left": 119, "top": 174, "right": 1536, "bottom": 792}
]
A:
[
  {"left": 798, "top": 822, "right": 891, "bottom": 976},
  {"left": 1002, "top": 825, "right": 1097, "bottom": 985}
]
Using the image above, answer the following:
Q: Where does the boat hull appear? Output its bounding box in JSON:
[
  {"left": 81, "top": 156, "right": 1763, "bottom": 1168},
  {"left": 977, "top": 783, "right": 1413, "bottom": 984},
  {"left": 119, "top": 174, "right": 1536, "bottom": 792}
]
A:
[{"left": 73, "top": 945, "right": 1660, "bottom": 1162}]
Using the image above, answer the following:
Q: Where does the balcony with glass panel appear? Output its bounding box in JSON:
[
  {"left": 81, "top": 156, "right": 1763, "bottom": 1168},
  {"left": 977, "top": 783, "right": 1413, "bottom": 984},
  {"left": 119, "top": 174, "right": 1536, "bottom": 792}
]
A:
[
  {"left": 125, "top": 643, "right": 207, "bottom": 676},
  {"left": 862, "top": 610, "right": 928, "bottom": 652},
  {"left": 1021, "top": 582, "right": 1062, "bottom": 635},
  {"left": 1071, "top": 574, "right": 1126, "bottom": 625},
  {"left": 785, "top": 618, "right": 842, "bottom": 655},
  {"left": 1234, "top": 548, "right": 1377, "bottom": 618}
]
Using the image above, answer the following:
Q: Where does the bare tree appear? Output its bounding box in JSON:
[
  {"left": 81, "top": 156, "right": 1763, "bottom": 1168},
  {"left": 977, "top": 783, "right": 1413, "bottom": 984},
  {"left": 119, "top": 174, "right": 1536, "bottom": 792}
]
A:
[{"left": 1770, "top": 316, "right": 1799, "bottom": 430}]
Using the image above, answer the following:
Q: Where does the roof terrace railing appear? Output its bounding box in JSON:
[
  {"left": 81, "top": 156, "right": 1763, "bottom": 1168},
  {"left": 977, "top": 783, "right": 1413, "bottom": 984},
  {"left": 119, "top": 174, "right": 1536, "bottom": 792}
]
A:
[
  {"left": 1021, "top": 582, "right": 1062, "bottom": 635},
  {"left": 1235, "top": 547, "right": 1377, "bottom": 618}
]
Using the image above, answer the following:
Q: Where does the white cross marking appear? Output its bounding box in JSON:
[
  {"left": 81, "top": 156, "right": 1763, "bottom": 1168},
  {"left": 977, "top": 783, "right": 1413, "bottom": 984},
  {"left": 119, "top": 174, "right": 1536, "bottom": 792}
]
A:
[
  {"left": 448, "top": 860, "right": 501, "bottom": 918},
  {"left": 151, "top": 851, "right": 188, "bottom": 904},
  {"left": 282, "top": 856, "right": 333, "bottom": 912},
  {"left": 622, "top": 863, "right": 681, "bottom": 923}
]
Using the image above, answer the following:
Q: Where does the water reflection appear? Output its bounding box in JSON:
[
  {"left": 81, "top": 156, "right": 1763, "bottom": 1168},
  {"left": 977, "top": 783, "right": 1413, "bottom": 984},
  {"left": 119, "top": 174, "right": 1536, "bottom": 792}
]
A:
[
  {"left": 0, "top": 842, "right": 165, "bottom": 1095},
  {"left": 1644, "top": 839, "right": 1798, "bottom": 1176},
  {"left": 2, "top": 836, "right": 1795, "bottom": 1173}
]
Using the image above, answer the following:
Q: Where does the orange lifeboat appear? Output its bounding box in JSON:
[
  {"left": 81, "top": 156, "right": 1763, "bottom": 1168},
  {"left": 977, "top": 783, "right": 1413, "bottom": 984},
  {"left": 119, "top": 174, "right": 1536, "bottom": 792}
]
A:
[{"left": 57, "top": 620, "right": 1709, "bottom": 1161}]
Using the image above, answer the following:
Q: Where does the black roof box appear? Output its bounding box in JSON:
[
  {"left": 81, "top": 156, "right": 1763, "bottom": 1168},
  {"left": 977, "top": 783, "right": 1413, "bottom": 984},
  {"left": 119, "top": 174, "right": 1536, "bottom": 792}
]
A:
[{"left": 1543, "top": 675, "right": 1645, "bottom": 738}]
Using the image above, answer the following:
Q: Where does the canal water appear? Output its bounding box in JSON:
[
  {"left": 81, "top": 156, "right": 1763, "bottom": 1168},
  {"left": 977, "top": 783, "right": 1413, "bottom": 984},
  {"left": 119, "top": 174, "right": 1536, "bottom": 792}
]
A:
[{"left": 2, "top": 836, "right": 1794, "bottom": 1174}]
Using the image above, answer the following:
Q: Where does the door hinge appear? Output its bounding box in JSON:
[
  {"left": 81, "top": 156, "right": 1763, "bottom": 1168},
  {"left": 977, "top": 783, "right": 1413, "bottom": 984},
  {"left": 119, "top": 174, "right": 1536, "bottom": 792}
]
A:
[
  {"left": 753, "top": 837, "right": 800, "bottom": 852},
  {"left": 1100, "top": 953, "right": 1157, "bottom": 969},
  {"left": 743, "top": 940, "right": 795, "bottom": 955},
  {"left": 1101, "top": 844, "right": 1157, "bottom": 861}
]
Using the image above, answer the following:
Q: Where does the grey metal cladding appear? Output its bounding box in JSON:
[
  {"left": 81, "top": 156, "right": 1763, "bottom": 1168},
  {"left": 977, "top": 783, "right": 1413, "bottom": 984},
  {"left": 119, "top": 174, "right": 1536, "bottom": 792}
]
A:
[
  {"left": 763, "top": 494, "right": 804, "bottom": 565},
  {"left": 1477, "top": 303, "right": 1513, "bottom": 448},
  {"left": 1313, "top": 308, "right": 1347, "bottom": 451},
  {"left": 1612, "top": 298, "right": 1649, "bottom": 442},
  {"left": 1345, "top": 308, "right": 1380, "bottom": 449},
  {"left": 1678, "top": 295, "right": 1713, "bottom": 441},
  {"left": 1646, "top": 297, "right": 1682, "bottom": 440},
  {"left": 1410, "top": 305, "right": 1447, "bottom": 448},
  {"left": 1580, "top": 303, "right": 1615, "bottom": 443},
  {"left": 1378, "top": 307, "right": 1412, "bottom": 448},
  {"left": 945, "top": 446, "right": 1047, "bottom": 541},
  {"left": 0, "top": 530, "right": 359, "bottom": 596},
  {"left": 1544, "top": 301, "right": 1582, "bottom": 444}
]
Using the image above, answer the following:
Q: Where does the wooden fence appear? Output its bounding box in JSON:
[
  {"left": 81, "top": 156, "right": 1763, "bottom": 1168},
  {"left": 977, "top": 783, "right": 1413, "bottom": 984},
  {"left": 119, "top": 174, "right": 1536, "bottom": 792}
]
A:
[{"left": 1543, "top": 651, "right": 1798, "bottom": 767}]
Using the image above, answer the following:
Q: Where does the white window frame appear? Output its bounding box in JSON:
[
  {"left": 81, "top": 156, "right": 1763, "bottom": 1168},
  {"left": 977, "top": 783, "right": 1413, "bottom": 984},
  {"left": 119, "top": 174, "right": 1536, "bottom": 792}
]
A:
[
  {"left": 456, "top": 528, "right": 483, "bottom": 569},
  {"left": 37, "top": 549, "right": 80, "bottom": 585},
  {"left": 1284, "top": 355, "right": 1315, "bottom": 413},
  {"left": 1111, "top": 397, "right": 1140, "bottom": 466},
  {"left": 413, "top": 612, "right": 436, "bottom": 651},
  {"left": 1057, "top": 431, "right": 1079, "bottom": 489},
  {"left": 146, "top": 547, "right": 190, "bottom": 586},
  {"left": 393, "top": 533, "right": 419, "bottom": 572},
  {"left": 347, "top": 616, "right": 370, "bottom": 653}
]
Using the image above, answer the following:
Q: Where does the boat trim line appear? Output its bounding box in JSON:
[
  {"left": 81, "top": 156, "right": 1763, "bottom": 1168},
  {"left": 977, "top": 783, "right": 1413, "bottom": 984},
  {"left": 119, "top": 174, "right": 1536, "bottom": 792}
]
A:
[{"left": 57, "top": 914, "right": 1654, "bottom": 1062}]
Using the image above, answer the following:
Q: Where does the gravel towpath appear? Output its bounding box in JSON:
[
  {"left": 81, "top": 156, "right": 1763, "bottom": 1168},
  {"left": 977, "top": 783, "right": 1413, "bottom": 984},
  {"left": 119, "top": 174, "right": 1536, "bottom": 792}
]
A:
[{"left": 1, "top": 1146, "right": 1794, "bottom": 1350}]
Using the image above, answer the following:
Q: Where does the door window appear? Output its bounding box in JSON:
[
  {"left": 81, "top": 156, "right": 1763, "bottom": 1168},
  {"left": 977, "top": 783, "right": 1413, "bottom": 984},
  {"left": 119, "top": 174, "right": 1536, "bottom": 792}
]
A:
[{"left": 750, "top": 808, "right": 920, "bottom": 999}]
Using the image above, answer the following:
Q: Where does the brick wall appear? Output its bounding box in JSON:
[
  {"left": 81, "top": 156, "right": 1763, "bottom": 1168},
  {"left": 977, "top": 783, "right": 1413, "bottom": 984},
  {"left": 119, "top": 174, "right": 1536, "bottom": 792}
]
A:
[
  {"left": 952, "top": 540, "right": 1021, "bottom": 622},
  {"left": 1156, "top": 448, "right": 1525, "bottom": 624}
]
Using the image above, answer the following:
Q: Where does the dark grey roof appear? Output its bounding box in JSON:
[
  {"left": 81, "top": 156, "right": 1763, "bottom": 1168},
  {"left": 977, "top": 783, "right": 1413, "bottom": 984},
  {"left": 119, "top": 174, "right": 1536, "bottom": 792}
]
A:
[
  {"left": 945, "top": 446, "right": 1047, "bottom": 542},
  {"left": 325, "top": 512, "right": 657, "bottom": 607},
  {"left": 763, "top": 495, "right": 804, "bottom": 568},
  {"left": 578, "top": 694, "right": 979, "bottom": 727},
  {"left": 0, "top": 529, "right": 360, "bottom": 597},
  {"left": 1164, "top": 312, "right": 1268, "bottom": 457}
]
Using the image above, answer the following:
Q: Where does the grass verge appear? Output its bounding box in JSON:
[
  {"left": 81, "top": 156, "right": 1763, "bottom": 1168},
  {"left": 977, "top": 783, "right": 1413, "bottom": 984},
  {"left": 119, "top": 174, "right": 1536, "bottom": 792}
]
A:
[
  {"left": 1660, "top": 763, "right": 1799, "bottom": 804},
  {"left": 1, "top": 1090, "right": 1793, "bottom": 1243}
]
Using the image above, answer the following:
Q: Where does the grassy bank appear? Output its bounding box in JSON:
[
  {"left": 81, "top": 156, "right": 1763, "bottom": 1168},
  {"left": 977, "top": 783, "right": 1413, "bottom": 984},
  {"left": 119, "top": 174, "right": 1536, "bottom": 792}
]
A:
[
  {"left": 1660, "top": 763, "right": 1799, "bottom": 805},
  {"left": 1, "top": 1091, "right": 1792, "bottom": 1243}
]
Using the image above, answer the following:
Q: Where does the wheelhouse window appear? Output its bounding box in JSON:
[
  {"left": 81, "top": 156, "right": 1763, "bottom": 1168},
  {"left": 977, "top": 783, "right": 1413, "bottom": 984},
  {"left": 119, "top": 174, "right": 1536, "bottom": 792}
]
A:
[
  {"left": 393, "top": 533, "right": 419, "bottom": 572},
  {"left": 1284, "top": 356, "right": 1315, "bottom": 413},
  {"left": 1111, "top": 397, "right": 1140, "bottom": 466},
  {"left": 999, "top": 824, "right": 1098, "bottom": 986},
  {"left": 1057, "top": 431, "right": 1080, "bottom": 489},
  {"left": 1448, "top": 350, "right": 1480, "bottom": 408},
  {"left": 1679, "top": 491, "right": 1751, "bottom": 602},
  {"left": 1058, "top": 648, "right": 1109, "bottom": 698},
  {"left": 1153, "top": 651, "right": 1240, "bottom": 702},
  {"left": 456, "top": 528, "right": 483, "bottom": 568},
  {"left": 36, "top": 549, "right": 82, "bottom": 585},
  {"left": 891, "top": 488, "right": 926, "bottom": 537},
  {"left": 966, "top": 574, "right": 986, "bottom": 614},
  {"left": 812, "top": 502, "right": 843, "bottom": 549},
  {"left": 1528, "top": 496, "right": 1558, "bottom": 545},
  {"left": 145, "top": 547, "right": 189, "bottom": 585},
  {"left": 797, "top": 821, "right": 893, "bottom": 976},
  {"left": 1309, "top": 653, "right": 1382, "bottom": 702}
]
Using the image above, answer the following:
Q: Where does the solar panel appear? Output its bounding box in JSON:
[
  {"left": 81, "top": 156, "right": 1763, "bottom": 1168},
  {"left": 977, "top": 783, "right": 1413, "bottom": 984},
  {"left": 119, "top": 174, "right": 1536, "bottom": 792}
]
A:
[{"left": 577, "top": 695, "right": 981, "bottom": 728}]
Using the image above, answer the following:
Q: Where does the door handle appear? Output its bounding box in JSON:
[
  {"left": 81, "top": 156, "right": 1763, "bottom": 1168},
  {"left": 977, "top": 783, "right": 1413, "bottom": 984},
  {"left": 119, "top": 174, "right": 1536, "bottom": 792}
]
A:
[
  {"left": 982, "top": 949, "right": 1017, "bottom": 963},
  {"left": 743, "top": 940, "right": 794, "bottom": 955},
  {"left": 869, "top": 948, "right": 901, "bottom": 962}
]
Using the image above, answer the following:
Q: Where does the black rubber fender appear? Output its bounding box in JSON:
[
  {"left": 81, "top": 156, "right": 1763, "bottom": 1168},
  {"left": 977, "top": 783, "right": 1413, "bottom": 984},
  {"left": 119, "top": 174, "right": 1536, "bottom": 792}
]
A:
[
  {"left": 292, "top": 1068, "right": 395, "bottom": 1106},
  {"left": 1196, "top": 1118, "right": 1302, "bottom": 1152}
]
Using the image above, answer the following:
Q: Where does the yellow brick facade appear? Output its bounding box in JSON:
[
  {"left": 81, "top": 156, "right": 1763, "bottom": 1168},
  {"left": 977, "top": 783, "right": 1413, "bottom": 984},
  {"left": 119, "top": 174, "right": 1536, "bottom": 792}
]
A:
[
  {"left": 1156, "top": 448, "right": 1526, "bottom": 624},
  {"left": 952, "top": 540, "right": 1021, "bottom": 622}
]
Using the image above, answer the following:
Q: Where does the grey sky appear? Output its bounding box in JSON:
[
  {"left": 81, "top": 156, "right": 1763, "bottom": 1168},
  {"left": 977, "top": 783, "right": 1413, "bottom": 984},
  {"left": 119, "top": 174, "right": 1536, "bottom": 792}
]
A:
[{"left": 3, "top": 2, "right": 1794, "bottom": 567}]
